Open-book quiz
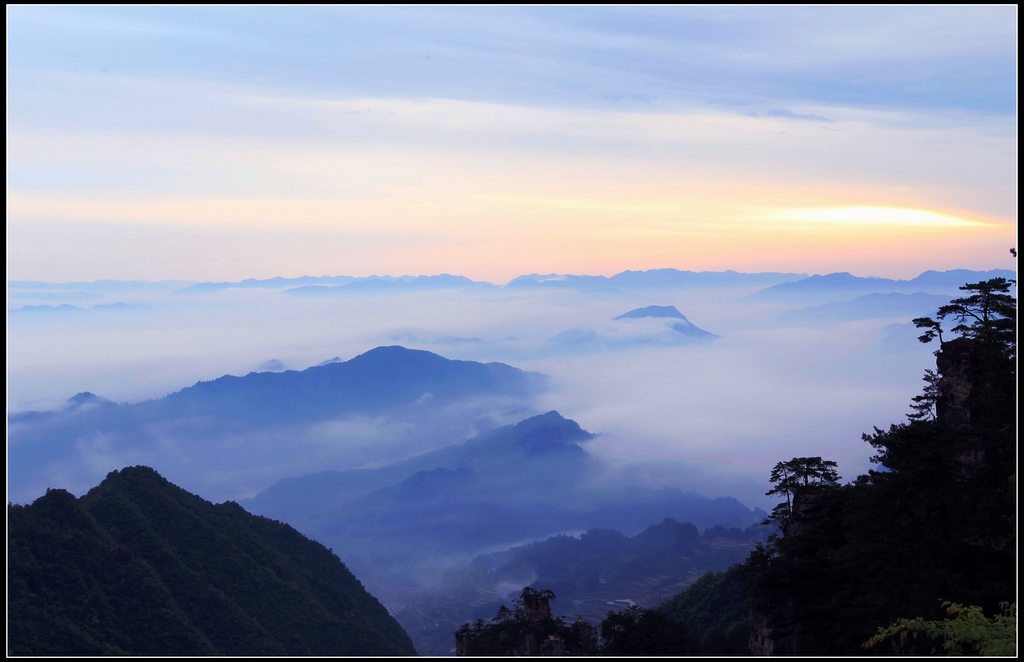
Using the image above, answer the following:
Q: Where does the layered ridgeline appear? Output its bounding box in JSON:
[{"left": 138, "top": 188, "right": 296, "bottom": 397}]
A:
[
  {"left": 8, "top": 346, "right": 547, "bottom": 504},
  {"left": 408, "top": 518, "right": 765, "bottom": 655},
  {"left": 242, "top": 411, "right": 760, "bottom": 601},
  {"left": 447, "top": 277, "right": 1017, "bottom": 657},
  {"left": 7, "top": 466, "right": 416, "bottom": 656},
  {"left": 8, "top": 342, "right": 762, "bottom": 656}
]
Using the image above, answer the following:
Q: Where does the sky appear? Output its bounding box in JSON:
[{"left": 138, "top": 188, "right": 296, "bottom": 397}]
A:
[{"left": 6, "top": 6, "right": 1018, "bottom": 284}]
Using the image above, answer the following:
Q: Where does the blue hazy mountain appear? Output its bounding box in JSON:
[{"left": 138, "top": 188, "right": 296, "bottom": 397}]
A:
[
  {"left": 245, "top": 411, "right": 595, "bottom": 519},
  {"left": 284, "top": 274, "right": 494, "bottom": 296},
  {"left": 8, "top": 280, "right": 188, "bottom": 308},
  {"left": 9, "top": 279, "right": 189, "bottom": 293},
  {"left": 749, "top": 269, "right": 1016, "bottom": 305},
  {"left": 8, "top": 290, "right": 104, "bottom": 302},
  {"left": 256, "top": 358, "right": 288, "bottom": 372},
  {"left": 175, "top": 274, "right": 357, "bottom": 295},
  {"left": 243, "top": 411, "right": 759, "bottom": 598},
  {"left": 614, "top": 305, "right": 720, "bottom": 341},
  {"left": 8, "top": 346, "right": 547, "bottom": 504},
  {"left": 151, "top": 345, "right": 541, "bottom": 423},
  {"left": 10, "top": 302, "right": 149, "bottom": 315},
  {"left": 780, "top": 292, "right": 954, "bottom": 324},
  {"left": 176, "top": 274, "right": 491, "bottom": 296},
  {"left": 8, "top": 303, "right": 87, "bottom": 315},
  {"left": 507, "top": 268, "right": 805, "bottom": 290},
  {"left": 550, "top": 305, "right": 718, "bottom": 351},
  {"left": 613, "top": 304, "right": 692, "bottom": 320}
]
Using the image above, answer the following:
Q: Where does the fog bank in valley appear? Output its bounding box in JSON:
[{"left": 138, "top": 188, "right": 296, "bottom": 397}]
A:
[{"left": 8, "top": 274, "right": 942, "bottom": 510}]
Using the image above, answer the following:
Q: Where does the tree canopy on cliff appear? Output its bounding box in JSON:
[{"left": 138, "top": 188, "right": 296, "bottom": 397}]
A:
[
  {"left": 913, "top": 277, "right": 1016, "bottom": 353},
  {"left": 743, "top": 277, "right": 1016, "bottom": 655}
]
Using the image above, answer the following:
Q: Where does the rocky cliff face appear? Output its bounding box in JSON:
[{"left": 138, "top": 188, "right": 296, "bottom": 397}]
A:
[
  {"left": 935, "top": 337, "right": 975, "bottom": 428},
  {"left": 454, "top": 588, "right": 598, "bottom": 657},
  {"left": 748, "top": 311, "right": 1015, "bottom": 656},
  {"left": 748, "top": 487, "right": 835, "bottom": 656}
]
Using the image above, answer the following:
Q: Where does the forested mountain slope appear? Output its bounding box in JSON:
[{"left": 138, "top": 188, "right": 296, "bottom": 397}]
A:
[{"left": 7, "top": 466, "right": 416, "bottom": 656}]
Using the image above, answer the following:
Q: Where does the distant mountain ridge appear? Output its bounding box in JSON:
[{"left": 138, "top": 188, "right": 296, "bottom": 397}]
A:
[
  {"left": 243, "top": 410, "right": 761, "bottom": 601},
  {"left": 8, "top": 346, "right": 547, "bottom": 504},
  {"left": 10, "top": 268, "right": 1010, "bottom": 298},
  {"left": 614, "top": 305, "right": 691, "bottom": 320},
  {"left": 11, "top": 269, "right": 1007, "bottom": 309},
  {"left": 284, "top": 274, "right": 490, "bottom": 296},
  {"left": 749, "top": 269, "right": 1016, "bottom": 304},
  {"left": 781, "top": 292, "right": 955, "bottom": 324},
  {"left": 155, "top": 345, "right": 544, "bottom": 424},
  {"left": 507, "top": 269, "right": 806, "bottom": 290},
  {"left": 8, "top": 466, "right": 416, "bottom": 656},
  {"left": 169, "top": 269, "right": 807, "bottom": 295},
  {"left": 244, "top": 410, "right": 596, "bottom": 520}
]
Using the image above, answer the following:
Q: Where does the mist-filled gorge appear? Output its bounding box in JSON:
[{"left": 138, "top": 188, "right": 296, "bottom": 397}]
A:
[{"left": 8, "top": 268, "right": 1015, "bottom": 655}]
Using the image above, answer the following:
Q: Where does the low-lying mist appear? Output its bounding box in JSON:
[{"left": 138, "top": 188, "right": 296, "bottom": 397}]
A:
[{"left": 8, "top": 278, "right": 936, "bottom": 513}]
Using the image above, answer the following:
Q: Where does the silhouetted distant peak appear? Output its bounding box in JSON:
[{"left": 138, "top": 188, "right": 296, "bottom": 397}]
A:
[
  {"left": 152, "top": 345, "right": 545, "bottom": 427},
  {"left": 352, "top": 345, "right": 437, "bottom": 360},
  {"left": 257, "top": 359, "right": 287, "bottom": 372},
  {"left": 614, "top": 305, "right": 687, "bottom": 320},
  {"left": 507, "top": 411, "right": 595, "bottom": 448},
  {"left": 611, "top": 306, "right": 718, "bottom": 341},
  {"left": 65, "top": 392, "right": 114, "bottom": 410},
  {"left": 344, "top": 345, "right": 451, "bottom": 371},
  {"left": 517, "top": 410, "right": 591, "bottom": 433},
  {"left": 100, "top": 464, "right": 165, "bottom": 484},
  {"left": 88, "top": 466, "right": 170, "bottom": 500}
]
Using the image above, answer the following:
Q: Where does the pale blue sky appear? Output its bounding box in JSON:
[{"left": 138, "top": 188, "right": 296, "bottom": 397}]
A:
[{"left": 7, "top": 6, "right": 1018, "bottom": 282}]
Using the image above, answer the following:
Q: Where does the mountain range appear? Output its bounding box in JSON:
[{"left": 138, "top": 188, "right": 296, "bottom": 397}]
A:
[
  {"left": 779, "top": 292, "right": 955, "bottom": 324},
  {"left": 242, "top": 410, "right": 762, "bottom": 603},
  {"left": 8, "top": 346, "right": 547, "bottom": 504},
  {"left": 749, "top": 269, "right": 1016, "bottom": 305}
]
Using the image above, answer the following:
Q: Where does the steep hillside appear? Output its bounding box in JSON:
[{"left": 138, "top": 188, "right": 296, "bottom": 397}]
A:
[{"left": 7, "top": 466, "right": 416, "bottom": 656}]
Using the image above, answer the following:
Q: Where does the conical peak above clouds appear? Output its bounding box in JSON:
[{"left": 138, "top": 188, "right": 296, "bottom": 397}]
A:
[
  {"left": 614, "top": 305, "right": 688, "bottom": 321},
  {"left": 66, "top": 391, "right": 114, "bottom": 408},
  {"left": 549, "top": 304, "right": 719, "bottom": 351},
  {"left": 613, "top": 305, "right": 719, "bottom": 342}
]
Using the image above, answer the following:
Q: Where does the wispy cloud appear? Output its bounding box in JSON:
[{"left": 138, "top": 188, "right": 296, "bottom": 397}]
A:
[{"left": 7, "top": 7, "right": 1017, "bottom": 281}]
